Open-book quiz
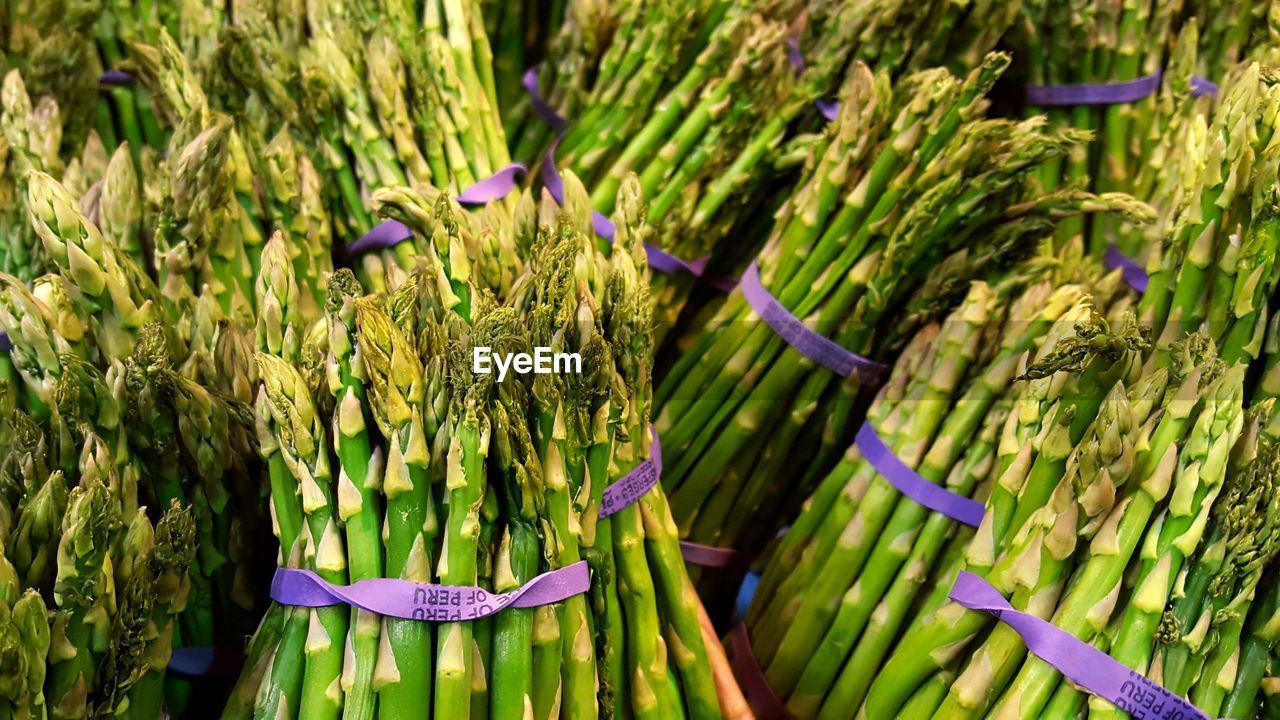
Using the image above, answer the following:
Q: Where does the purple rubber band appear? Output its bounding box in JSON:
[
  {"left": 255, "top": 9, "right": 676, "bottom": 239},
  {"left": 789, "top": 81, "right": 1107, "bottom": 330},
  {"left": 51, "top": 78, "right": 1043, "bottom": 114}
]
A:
[
  {"left": 1026, "top": 72, "right": 1162, "bottom": 105},
  {"left": 739, "top": 261, "right": 889, "bottom": 385},
  {"left": 341, "top": 164, "right": 526, "bottom": 261},
  {"left": 679, "top": 540, "right": 755, "bottom": 571},
  {"left": 785, "top": 36, "right": 841, "bottom": 121},
  {"left": 598, "top": 431, "right": 663, "bottom": 518},
  {"left": 343, "top": 219, "right": 414, "bottom": 259},
  {"left": 950, "top": 571, "right": 1217, "bottom": 720},
  {"left": 785, "top": 36, "right": 805, "bottom": 72},
  {"left": 522, "top": 68, "right": 568, "bottom": 130},
  {"left": 272, "top": 561, "right": 589, "bottom": 621},
  {"left": 729, "top": 623, "right": 793, "bottom": 720},
  {"left": 1191, "top": 75, "right": 1219, "bottom": 97},
  {"left": 1104, "top": 243, "right": 1149, "bottom": 293},
  {"left": 0, "top": 332, "right": 10, "bottom": 352},
  {"left": 99, "top": 69, "right": 135, "bottom": 86},
  {"left": 540, "top": 135, "right": 739, "bottom": 289},
  {"left": 456, "top": 162, "right": 527, "bottom": 205},
  {"left": 856, "top": 422, "right": 985, "bottom": 527},
  {"left": 168, "top": 645, "right": 243, "bottom": 677}
]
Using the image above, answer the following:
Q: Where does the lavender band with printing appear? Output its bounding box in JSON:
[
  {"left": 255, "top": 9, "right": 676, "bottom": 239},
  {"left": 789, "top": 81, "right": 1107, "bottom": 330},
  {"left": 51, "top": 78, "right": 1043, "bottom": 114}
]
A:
[
  {"left": 598, "top": 431, "right": 663, "bottom": 518},
  {"left": 540, "top": 135, "right": 740, "bottom": 288},
  {"left": 272, "top": 561, "right": 590, "bottom": 621},
  {"left": 949, "top": 571, "right": 1216, "bottom": 720},
  {"left": 679, "top": 541, "right": 754, "bottom": 571},
  {"left": 99, "top": 69, "right": 135, "bottom": 86},
  {"left": 740, "top": 262, "right": 889, "bottom": 385},
  {"left": 341, "top": 163, "right": 527, "bottom": 260},
  {"left": 1104, "top": 243, "right": 1149, "bottom": 293},
  {"left": 522, "top": 68, "right": 567, "bottom": 130},
  {"left": 0, "top": 331, "right": 10, "bottom": 352},
  {"left": 856, "top": 422, "right": 985, "bottom": 527},
  {"left": 729, "top": 623, "right": 793, "bottom": 720}
]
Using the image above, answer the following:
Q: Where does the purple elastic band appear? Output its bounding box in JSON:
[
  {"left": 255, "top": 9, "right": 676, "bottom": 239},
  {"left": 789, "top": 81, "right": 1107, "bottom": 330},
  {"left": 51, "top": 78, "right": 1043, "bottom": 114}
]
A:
[
  {"left": 522, "top": 68, "right": 568, "bottom": 130},
  {"left": 456, "top": 162, "right": 527, "bottom": 205},
  {"left": 739, "top": 262, "right": 889, "bottom": 385},
  {"left": 785, "top": 36, "right": 805, "bottom": 72},
  {"left": 785, "top": 36, "right": 841, "bottom": 121},
  {"left": 343, "top": 219, "right": 414, "bottom": 260},
  {"left": 168, "top": 645, "right": 243, "bottom": 677},
  {"left": 950, "top": 571, "right": 1217, "bottom": 720},
  {"left": 1026, "top": 72, "right": 1163, "bottom": 106},
  {"left": 540, "top": 135, "right": 618, "bottom": 238},
  {"left": 1191, "top": 75, "right": 1219, "bottom": 97},
  {"left": 856, "top": 422, "right": 985, "bottom": 527},
  {"left": 99, "top": 69, "right": 135, "bottom": 86},
  {"left": 815, "top": 99, "right": 840, "bottom": 121},
  {"left": 341, "top": 164, "right": 527, "bottom": 262},
  {"left": 540, "top": 135, "right": 740, "bottom": 289},
  {"left": 1103, "top": 243, "right": 1148, "bottom": 293},
  {"left": 272, "top": 561, "right": 589, "bottom": 620},
  {"left": 679, "top": 540, "right": 755, "bottom": 571},
  {"left": 729, "top": 623, "right": 793, "bottom": 720},
  {"left": 599, "top": 431, "right": 662, "bottom": 518},
  {"left": 0, "top": 332, "right": 10, "bottom": 352}
]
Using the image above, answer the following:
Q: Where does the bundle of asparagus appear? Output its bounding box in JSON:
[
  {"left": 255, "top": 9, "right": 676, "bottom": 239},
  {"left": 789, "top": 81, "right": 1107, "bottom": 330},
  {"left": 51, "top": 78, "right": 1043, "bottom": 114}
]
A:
[
  {"left": 0, "top": 164, "right": 268, "bottom": 718},
  {"left": 227, "top": 176, "right": 725, "bottom": 719},
  {"left": 0, "top": 373, "right": 200, "bottom": 720},
  {"left": 739, "top": 254, "right": 1123, "bottom": 715},
  {"left": 653, "top": 52, "right": 1153, "bottom": 580},
  {"left": 518, "top": 0, "right": 1021, "bottom": 342}
]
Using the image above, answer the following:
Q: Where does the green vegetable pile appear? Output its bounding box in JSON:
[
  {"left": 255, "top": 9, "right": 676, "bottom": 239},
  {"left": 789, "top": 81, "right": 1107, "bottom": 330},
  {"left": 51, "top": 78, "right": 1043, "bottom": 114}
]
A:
[{"left": 9, "top": 1, "right": 1280, "bottom": 719}]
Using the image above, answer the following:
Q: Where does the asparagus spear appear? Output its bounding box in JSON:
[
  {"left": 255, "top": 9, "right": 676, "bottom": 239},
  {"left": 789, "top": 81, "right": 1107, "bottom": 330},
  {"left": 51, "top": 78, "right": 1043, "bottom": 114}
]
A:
[{"left": 325, "top": 270, "right": 385, "bottom": 720}]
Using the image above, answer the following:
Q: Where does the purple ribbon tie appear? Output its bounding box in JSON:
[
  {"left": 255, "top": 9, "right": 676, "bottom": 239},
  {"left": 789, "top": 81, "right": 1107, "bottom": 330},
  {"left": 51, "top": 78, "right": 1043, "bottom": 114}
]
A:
[
  {"left": 99, "top": 69, "right": 135, "bottom": 86},
  {"left": 1191, "top": 76, "right": 1219, "bottom": 97},
  {"left": 729, "top": 623, "right": 793, "bottom": 720},
  {"left": 1027, "top": 72, "right": 1163, "bottom": 105},
  {"left": 679, "top": 541, "right": 755, "bottom": 571},
  {"left": 740, "top": 262, "right": 889, "bottom": 385},
  {"left": 856, "top": 422, "right": 985, "bottom": 527},
  {"left": 456, "top": 163, "right": 527, "bottom": 205},
  {"left": 950, "top": 572, "right": 1217, "bottom": 720},
  {"left": 786, "top": 36, "right": 840, "bottom": 121},
  {"left": 1104, "top": 243, "right": 1149, "bottom": 293},
  {"left": 343, "top": 219, "right": 414, "bottom": 260},
  {"left": 341, "top": 164, "right": 527, "bottom": 262},
  {"left": 272, "top": 561, "right": 589, "bottom": 621},
  {"left": 0, "top": 331, "right": 11, "bottom": 352},
  {"left": 599, "top": 431, "right": 663, "bottom": 518},
  {"left": 522, "top": 68, "right": 568, "bottom": 130},
  {"left": 540, "top": 134, "right": 739, "bottom": 289}
]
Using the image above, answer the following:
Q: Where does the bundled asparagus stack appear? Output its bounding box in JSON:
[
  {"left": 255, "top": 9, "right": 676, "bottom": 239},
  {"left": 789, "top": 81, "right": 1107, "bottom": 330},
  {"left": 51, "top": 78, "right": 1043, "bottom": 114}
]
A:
[
  {"left": 0, "top": 364, "right": 200, "bottom": 720},
  {"left": 0, "top": 165, "right": 268, "bottom": 718},
  {"left": 653, "top": 52, "right": 1153, "bottom": 576},
  {"left": 228, "top": 175, "right": 724, "bottom": 719},
  {"left": 1017, "top": 0, "right": 1184, "bottom": 200},
  {"left": 739, "top": 256, "right": 1122, "bottom": 715},
  {"left": 732, "top": 58, "right": 1280, "bottom": 720},
  {"left": 518, "top": 0, "right": 1021, "bottom": 341}
]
